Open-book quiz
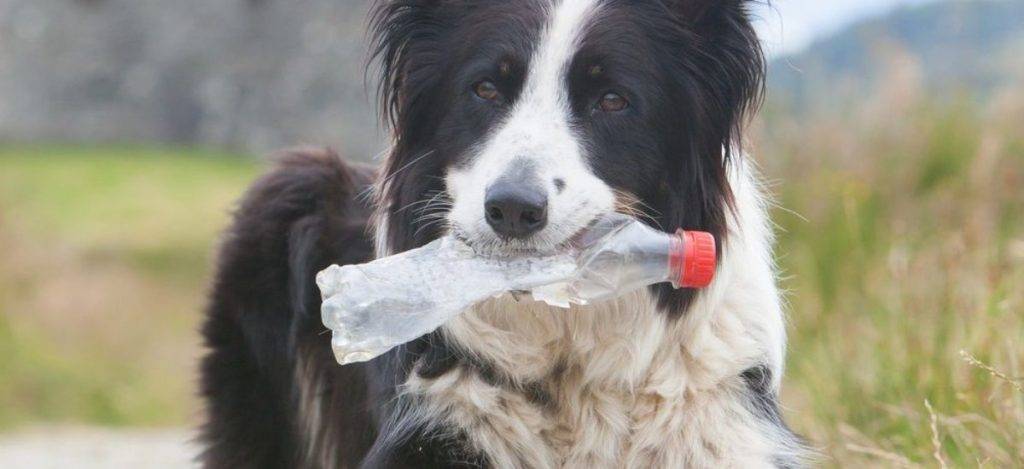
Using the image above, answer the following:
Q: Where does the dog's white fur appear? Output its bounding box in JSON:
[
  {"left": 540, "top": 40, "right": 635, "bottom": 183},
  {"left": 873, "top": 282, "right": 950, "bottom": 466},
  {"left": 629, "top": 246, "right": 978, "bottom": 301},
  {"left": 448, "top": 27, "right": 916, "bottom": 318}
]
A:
[{"left": 369, "top": 1, "right": 800, "bottom": 467}]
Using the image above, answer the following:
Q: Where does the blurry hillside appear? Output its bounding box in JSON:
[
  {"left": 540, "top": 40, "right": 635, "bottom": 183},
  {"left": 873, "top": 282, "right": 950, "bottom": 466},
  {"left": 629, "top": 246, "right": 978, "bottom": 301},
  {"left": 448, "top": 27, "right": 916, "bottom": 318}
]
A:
[
  {"left": 769, "top": 0, "right": 1024, "bottom": 113},
  {"left": 0, "top": 0, "right": 383, "bottom": 158}
]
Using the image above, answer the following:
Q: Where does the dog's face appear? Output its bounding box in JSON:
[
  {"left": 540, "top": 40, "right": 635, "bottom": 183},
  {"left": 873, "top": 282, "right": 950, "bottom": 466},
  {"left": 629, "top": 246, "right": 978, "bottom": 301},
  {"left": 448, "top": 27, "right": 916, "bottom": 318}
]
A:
[{"left": 373, "top": 0, "right": 763, "bottom": 313}]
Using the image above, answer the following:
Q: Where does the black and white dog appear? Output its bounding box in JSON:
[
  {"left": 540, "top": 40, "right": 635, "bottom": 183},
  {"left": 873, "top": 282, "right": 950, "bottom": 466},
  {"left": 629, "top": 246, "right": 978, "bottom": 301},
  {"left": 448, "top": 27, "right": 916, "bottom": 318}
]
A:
[{"left": 200, "top": 0, "right": 808, "bottom": 467}]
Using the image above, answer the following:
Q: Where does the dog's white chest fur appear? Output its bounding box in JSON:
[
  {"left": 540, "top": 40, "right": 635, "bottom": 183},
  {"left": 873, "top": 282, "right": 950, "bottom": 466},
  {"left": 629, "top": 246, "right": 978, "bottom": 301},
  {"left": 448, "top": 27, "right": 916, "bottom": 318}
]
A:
[{"left": 398, "top": 162, "right": 799, "bottom": 468}]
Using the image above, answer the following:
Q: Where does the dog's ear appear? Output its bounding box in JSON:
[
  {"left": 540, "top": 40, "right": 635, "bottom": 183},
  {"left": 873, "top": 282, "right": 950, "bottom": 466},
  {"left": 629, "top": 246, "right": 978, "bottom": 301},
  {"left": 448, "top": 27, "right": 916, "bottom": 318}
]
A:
[
  {"left": 658, "top": 0, "right": 765, "bottom": 180},
  {"left": 371, "top": 0, "right": 456, "bottom": 254},
  {"left": 370, "top": 0, "right": 451, "bottom": 133}
]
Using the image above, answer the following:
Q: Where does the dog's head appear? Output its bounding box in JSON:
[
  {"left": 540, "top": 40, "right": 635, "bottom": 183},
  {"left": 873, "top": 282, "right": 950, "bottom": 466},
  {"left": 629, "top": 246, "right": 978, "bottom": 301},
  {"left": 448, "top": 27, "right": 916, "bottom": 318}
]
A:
[{"left": 372, "top": 0, "right": 764, "bottom": 315}]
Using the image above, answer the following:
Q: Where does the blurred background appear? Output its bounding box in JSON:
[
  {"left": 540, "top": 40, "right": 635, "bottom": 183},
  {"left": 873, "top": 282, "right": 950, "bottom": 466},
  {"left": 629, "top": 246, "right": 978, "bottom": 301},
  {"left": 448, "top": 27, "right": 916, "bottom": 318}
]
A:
[{"left": 0, "top": 0, "right": 1021, "bottom": 467}]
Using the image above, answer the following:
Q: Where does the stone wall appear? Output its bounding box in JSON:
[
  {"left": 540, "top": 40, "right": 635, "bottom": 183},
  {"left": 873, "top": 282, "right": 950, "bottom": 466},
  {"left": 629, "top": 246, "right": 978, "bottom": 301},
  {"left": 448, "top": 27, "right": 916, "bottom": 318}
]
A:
[{"left": 0, "top": 0, "right": 384, "bottom": 159}]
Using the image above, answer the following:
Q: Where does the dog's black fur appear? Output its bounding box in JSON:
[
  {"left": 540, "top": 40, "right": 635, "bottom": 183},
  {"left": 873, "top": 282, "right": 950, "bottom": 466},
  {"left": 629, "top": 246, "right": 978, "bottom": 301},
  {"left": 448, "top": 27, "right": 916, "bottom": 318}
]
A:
[
  {"left": 199, "top": 1, "right": 783, "bottom": 467},
  {"left": 199, "top": 149, "right": 379, "bottom": 467}
]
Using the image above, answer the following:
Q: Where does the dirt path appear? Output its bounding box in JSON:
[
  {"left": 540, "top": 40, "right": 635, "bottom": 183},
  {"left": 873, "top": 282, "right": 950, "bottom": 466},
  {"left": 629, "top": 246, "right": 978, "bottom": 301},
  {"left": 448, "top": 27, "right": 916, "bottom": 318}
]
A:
[{"left": 0, "top": 427, "right": 197, "bottom": 468}]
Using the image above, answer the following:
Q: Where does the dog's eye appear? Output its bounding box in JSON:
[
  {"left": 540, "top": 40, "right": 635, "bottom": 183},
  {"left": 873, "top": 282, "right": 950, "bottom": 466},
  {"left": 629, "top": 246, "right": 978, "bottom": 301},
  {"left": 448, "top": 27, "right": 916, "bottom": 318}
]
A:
[
  {"left": 474, "top": 80, "right": 501, "bottom": 101},
  {"left": 597, "top": 92, "right": 628, "bottom": 113}
]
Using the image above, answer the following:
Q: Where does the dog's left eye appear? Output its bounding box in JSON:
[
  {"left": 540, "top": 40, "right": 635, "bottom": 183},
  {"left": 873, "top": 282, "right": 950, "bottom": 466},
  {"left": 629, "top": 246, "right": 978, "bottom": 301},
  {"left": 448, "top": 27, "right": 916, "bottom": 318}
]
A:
[
  {"left": 474, "top": 80, "right": 502, "bottom": 102},
  {"left": 596, "top": 92, "right": 629, "bottom": 113}
]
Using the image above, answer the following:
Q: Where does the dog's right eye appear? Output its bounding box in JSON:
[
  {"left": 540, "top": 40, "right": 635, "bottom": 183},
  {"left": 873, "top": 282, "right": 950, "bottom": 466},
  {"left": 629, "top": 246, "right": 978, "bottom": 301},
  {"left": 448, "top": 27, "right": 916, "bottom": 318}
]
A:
[
  {"left": 473, "top": 80, "right": 502, "bottom": 102},
  {"left": 596, "top": 92, "right": 629, "bottom": 113}
]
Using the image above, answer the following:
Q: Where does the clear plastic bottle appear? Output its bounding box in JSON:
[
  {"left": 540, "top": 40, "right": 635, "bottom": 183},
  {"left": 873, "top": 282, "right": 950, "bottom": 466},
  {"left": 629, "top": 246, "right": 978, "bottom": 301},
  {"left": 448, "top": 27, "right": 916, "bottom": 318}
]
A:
[{"left": 317, "top": 214, "right": 716, "bottom": 365}]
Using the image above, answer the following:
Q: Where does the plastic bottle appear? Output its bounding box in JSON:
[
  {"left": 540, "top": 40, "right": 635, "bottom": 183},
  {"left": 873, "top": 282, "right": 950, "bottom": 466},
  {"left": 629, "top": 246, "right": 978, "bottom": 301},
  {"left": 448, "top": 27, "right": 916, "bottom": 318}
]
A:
[{"left": 317, "top": 214, "right": 716, "bottom": 365}]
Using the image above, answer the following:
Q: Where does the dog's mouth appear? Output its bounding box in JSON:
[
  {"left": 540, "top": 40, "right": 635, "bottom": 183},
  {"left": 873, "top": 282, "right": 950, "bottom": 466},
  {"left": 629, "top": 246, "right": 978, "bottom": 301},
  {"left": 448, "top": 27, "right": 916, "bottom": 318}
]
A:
[
  {"left": 451, "top": 230, "right": 574, "bottom": 258},
  {"left": 450, "top": 215, "right": 610, "bottom": 259}
]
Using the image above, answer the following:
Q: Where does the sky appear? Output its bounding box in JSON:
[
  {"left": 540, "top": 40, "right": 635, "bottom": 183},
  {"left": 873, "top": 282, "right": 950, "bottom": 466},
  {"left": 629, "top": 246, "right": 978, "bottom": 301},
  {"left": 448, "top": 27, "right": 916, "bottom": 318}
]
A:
[{"left": 754, "top": 0, "right": 942, "bottom": 57}]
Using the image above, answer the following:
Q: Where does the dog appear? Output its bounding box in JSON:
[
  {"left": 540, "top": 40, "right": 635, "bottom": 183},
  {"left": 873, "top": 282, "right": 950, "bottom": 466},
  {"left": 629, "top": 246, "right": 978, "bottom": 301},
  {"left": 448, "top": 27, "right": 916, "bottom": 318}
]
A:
[{"left": 199, "top": 0, "right": 808, "bottom": 467}]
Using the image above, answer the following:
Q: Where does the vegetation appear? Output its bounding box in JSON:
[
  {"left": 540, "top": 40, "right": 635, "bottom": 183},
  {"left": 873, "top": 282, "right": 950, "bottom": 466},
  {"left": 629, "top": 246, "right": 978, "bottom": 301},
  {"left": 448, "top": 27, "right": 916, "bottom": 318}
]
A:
[
  {"left": 0, "top": 145, "right": 259, "bottom": 428},
  {"left": 756, "top": 91, "right": 1024, "bottom": 466}
]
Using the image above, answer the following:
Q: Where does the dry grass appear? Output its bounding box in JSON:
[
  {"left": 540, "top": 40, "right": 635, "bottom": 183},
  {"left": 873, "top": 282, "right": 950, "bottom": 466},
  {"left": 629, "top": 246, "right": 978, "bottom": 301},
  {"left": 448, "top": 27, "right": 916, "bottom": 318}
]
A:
[{"left": 756, "top": 89, "right": 1024, "bottom": 466}]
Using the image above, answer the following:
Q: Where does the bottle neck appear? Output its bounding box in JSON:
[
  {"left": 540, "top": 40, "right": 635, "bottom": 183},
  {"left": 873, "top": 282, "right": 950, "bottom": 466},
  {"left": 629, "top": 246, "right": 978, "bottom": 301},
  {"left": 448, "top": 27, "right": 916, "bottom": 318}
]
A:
[{"left": 668, "top": 231, "right": 686, "bottom": 288}]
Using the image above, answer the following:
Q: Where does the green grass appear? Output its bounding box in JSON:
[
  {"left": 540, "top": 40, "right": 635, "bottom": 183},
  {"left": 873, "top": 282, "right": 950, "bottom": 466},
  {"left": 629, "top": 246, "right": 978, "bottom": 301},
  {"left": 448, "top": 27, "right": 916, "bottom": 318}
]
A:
[{"left": 0, "top": 145, "right": 260, "bottom": 429}]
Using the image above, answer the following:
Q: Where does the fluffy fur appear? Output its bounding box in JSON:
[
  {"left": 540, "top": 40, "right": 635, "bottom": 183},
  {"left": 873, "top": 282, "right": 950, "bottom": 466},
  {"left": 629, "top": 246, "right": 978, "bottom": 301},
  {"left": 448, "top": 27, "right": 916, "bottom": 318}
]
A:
[{"left": 199, "top": 1, "right": 809, "bottom": 467}]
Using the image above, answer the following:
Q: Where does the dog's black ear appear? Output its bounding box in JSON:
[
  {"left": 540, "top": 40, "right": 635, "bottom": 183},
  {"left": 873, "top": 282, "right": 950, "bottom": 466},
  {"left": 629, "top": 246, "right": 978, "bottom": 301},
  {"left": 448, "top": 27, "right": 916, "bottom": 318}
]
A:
[
  {"left": 664, "top": 0, "right": 766, "bottom": 128},
  {"left": 370, "top": 0, "right": 450, "bottom": 133},
  {"left": 371, "top": 0, "right": 457, "bottom": 254},
  {"left": 657, "top": 0, "right": 765, "bottom": 190},
  {"left": 667, "top": 0, "right": 765, "bottom": 120}
]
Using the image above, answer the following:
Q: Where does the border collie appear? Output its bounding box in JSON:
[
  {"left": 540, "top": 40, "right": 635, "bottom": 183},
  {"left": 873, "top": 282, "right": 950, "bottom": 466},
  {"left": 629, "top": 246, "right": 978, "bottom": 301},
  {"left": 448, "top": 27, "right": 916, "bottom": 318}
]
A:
[{"left": 200, "top": 0, "right": 809, "bottom": 467}]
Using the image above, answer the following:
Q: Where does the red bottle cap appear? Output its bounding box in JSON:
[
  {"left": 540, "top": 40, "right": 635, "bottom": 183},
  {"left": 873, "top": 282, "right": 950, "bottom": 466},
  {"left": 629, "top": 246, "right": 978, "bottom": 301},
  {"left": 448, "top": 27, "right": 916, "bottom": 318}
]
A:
[{"left": 669, "top": 230, "right": 717, "bottom": 289}]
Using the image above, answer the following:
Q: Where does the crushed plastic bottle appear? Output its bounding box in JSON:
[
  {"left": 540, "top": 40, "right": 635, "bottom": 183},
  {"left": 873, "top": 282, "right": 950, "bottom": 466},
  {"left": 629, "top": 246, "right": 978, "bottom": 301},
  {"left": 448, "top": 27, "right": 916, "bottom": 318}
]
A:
[{"left": 317, "top": 214, "right": 716, "bottom": 365}]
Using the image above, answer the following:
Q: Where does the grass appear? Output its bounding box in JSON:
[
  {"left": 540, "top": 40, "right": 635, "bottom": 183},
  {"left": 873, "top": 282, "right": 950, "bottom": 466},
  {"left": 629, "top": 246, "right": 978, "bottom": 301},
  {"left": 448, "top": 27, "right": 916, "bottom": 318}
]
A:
[
  {"left": 0, "top": 145, "right": 260, "bottom": 429},
  {"left": 0, "top": 94, "right": 1021, "bottom": 466},
  {"left": 757, "top": 96, "right": 1024, "bottom": 466}
]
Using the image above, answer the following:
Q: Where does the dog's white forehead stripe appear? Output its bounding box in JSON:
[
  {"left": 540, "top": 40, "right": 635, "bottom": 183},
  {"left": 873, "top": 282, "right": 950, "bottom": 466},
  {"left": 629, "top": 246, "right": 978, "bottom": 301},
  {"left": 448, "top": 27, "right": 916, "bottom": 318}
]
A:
[
  {"left": 524, "top": 0, "right": 602, "bottom": 109},
  {"left": 450, "top": 0, "right": 605, "bottom": 182},
  {"left": 475, "top": 0, "right": 603, "bottom": 168}
]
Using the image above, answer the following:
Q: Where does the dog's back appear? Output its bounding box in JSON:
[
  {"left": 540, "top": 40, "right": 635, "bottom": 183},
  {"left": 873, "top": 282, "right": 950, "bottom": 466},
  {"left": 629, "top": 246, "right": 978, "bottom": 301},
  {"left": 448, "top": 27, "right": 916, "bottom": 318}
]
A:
[{"left": 199, "top": 149, "right": 379, "bottom": 468}]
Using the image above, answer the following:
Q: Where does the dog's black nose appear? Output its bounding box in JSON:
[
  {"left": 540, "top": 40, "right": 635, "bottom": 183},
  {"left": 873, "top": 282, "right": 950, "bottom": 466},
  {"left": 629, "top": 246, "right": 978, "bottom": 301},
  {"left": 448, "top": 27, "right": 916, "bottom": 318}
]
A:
[{"left": 484, "top": 182, "right": 548, "bottom": 239}]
